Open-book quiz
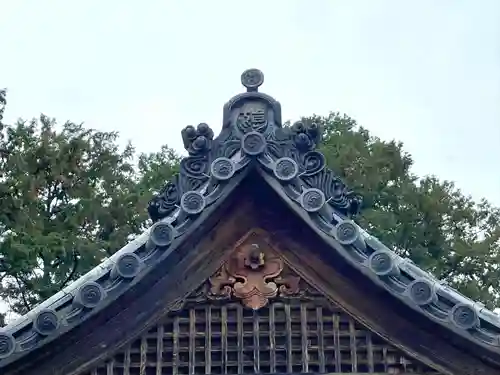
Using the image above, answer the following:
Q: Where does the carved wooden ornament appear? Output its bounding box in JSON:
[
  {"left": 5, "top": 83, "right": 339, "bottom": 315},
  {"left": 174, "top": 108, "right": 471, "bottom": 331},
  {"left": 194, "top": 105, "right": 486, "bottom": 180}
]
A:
[{"left": 209, "top": 233, "right": 299, "bottom": 310}]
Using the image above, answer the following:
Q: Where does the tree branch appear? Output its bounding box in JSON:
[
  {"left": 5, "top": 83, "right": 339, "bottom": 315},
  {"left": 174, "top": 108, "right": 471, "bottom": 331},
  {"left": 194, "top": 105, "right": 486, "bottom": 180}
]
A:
[
  {"left": 14, "top": 276, "right": 31, "bottom": 313},
  {"left": 59, "top": 249, "right": 79, "bottom": 290}
]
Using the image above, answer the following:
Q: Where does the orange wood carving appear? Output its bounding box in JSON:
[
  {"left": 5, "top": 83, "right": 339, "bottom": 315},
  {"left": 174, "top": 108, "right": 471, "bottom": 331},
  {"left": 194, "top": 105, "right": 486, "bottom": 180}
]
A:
[{"left": 209, "top": 231, "right": 299, "bottom": 309}]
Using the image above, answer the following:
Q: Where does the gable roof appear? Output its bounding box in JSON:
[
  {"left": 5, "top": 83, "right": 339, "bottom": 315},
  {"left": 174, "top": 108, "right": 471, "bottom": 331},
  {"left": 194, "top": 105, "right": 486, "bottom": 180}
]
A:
[
  {"left": 1, "top": 69, "right": 500, "bottom": 370},
  {"left": 81, "top": 228, "right": 444, "bottom": 374}
]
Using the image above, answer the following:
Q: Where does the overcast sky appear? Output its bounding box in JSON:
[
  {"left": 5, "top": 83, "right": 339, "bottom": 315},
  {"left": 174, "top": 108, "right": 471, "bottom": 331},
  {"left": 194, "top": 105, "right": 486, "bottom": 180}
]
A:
[
  {"left": 2, "top": 1, "right": 500, "bottom": 205},
  {"left": 1, "top": 0, "right": 500, "bottom": 320}
]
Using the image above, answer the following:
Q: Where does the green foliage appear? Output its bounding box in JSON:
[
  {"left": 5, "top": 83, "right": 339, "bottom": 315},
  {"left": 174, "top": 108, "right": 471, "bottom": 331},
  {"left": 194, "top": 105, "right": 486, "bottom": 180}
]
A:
[
  {"left": 0, "top": 89, "right": 6, "bottom": 123},
  {"left": 137, "top": 145, "right": 181, "bottom": 195},
  {"left": 311, "top": 112, "right": 500, "bottom": 308},
  {"left": 1, "top": 100, "right": 498, "bottom": 325},
  {"left": 0, "top": 103, "right": 180, "bottom": 320}
]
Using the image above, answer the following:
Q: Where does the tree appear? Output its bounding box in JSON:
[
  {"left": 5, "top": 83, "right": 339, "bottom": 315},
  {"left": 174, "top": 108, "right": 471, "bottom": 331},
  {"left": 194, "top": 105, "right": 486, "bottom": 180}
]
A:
[
  {"left": 1, "top": 102, "right": 498, "bottom": 325},
  {"left": 0, "top": 96, "right": 180, "bottom": 320},
  {"left": 312, "top": 112, "right": 500, "bottom": 308},
  {"left": 136, "top": 145, "right": 181, "bottom": 196}
]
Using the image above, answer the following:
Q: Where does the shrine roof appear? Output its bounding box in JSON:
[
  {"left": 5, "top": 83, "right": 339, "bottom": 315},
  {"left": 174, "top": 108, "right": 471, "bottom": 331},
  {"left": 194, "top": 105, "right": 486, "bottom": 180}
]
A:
[{"left": 1, "top": 68, "right": 500, "bottom": 368}]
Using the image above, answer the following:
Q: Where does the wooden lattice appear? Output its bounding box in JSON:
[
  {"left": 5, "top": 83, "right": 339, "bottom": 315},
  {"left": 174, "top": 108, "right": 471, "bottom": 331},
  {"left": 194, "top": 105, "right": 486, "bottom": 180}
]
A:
[
  {"left": 80, "top": 235, "right": 442, "bottom": 375},
  {"left": 80, "top": 297, "right": 441, "bottom": 375}
]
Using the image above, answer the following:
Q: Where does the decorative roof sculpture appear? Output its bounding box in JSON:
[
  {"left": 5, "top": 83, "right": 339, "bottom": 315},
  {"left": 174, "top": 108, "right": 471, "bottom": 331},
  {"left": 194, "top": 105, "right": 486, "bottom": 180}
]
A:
[
  {"left": 147, "top": 68, "right": 361, "bottom": 224},
  {"left": 1, "top": 69, "right": 500, "bottom": 373}
]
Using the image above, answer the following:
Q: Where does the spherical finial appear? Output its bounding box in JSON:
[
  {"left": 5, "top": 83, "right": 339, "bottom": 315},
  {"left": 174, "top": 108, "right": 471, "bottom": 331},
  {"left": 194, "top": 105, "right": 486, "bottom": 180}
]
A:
[{"left": 241, "top": 69, "right": 264, "bottom": 92}]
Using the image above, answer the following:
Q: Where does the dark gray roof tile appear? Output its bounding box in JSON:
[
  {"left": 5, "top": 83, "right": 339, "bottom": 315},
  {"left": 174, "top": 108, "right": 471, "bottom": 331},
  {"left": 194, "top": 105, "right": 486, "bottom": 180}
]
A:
[{"left": 2, "top": 69, "right": 499, "bottom": 367}]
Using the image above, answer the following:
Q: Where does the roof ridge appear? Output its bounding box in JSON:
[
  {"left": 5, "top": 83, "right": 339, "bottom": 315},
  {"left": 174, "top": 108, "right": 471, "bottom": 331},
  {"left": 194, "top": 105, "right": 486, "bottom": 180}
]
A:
[{"left": 1, "top": 69, "right": 499, "bottom": 367}]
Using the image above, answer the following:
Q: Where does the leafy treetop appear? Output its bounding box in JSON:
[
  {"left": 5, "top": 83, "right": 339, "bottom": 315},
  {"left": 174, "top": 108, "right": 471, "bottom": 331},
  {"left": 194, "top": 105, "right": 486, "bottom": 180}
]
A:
[{"left": 0, "top": 96, "right": 498, "bottom": 325}]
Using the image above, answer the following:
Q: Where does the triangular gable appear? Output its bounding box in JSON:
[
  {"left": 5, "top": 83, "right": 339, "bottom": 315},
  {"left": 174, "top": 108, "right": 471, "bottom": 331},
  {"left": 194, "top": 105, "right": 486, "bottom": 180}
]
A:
[
  {"left": 78, "top": 229, "right": 442, "bottom": 375},
  {"left": 1, "top": 69, "right": 500, "bottom": 375}
]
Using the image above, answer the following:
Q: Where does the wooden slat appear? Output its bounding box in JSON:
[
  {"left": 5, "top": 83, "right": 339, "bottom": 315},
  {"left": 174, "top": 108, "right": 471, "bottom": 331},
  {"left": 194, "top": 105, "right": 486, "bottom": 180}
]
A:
[
  {"left": 189, "top": 308, "right": 195, "bottom": 375},
  {"left": 155, "top": 323, "right": 164, "bottom": 375},
  {"left": 333, "top": 312, "right": 341, "bottom": 371},
  {"left": 366, "top": 330, "right": 374, "bottom": 373},
  {"left": 317, "top": 306, "right": 326, "bottom": 373},
  {"left": 300, "top": 304, "right": 308, "bottom": 373},
  {"left": 106, "top": 359, "right": 114, "bottom": 375},
  {"left": 237, "top": 304, "right": 244, "bottom": 374},
  {"left": 253, "top": 309, "right": 260, "bottom": 373},
  {"left": 349, "top": 318, "right": 357, "bottom": 372},
  {"left": 284, "top": 304, "right": 293, "bottom": 373},
  {"left": 123, "top": 345, "right": 131, "bottom": 375},
  {"left": 382, "top": 346, "right": 389, "bottom": 372},
  {"left": 205, "top": 306, "right": 212, "bottom": 374},
  {"left": 173, "top": 315, "right": 180, "bottom": 374},
  {"left": 78, "top": 297, "right": 443, "bottom": 375},
  {"left": 269, "top": 303, "right": 276, "bottom": 373},
  {"left": 139, "top": 336, "right": 147, "bottom": 375},
  {"left": 221, "top": 305, "right": 228, "bottom": 374}
]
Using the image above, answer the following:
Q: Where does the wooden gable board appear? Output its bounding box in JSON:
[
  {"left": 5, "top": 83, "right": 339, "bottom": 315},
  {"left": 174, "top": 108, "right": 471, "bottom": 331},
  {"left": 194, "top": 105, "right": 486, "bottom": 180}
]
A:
[
  {"left": 75, "top": 228, "right": 445, "bottom": 375},
  {"left": 1, "top": 69, "right": 500, "bottom": 375}
]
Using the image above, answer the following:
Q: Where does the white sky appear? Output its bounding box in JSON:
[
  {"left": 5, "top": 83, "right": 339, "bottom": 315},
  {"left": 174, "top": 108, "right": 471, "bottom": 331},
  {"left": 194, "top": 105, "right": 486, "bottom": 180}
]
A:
[{"left": 0, "top": 1, "right": 499, "bottom": 319}]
